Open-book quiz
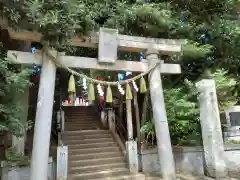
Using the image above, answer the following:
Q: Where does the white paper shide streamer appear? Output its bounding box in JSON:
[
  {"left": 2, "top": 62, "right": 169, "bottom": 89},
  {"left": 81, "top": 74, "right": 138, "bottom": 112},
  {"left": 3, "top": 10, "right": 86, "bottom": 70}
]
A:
[
  {"left": 132, "top": 80, "right": 138, "bottom": 92},
  {"left": 83, "top": 78, "right": 87, "bottom": 90},
  {"left": 97, "top": 84, "right": 104, "bottom": 96},
  {"left": 118, "top": 83, "right": 125, "bottom": 95}
]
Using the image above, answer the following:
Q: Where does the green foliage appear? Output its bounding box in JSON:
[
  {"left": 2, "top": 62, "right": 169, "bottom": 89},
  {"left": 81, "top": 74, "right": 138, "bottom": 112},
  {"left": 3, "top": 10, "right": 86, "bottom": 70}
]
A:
[
  {"left": 140, "top": 119, "right": 155, "bottom": 145},
  {"left": 182, "top": 41, "right": 213, "bottom": 59},
  {"left": 226, "top": 140, "right": 240, "bottom": 145},
  {"left": 211, "top": 70, "right": 237, "bottom": 111},
  {"left": 0, "top": 45, "right": 33, "bottom": 137},
  {"left": 140, "top": 80, "right": 200, "bottom": 146},
  {"left": 164, "top": 80, "right": 200, "bottom": 145},
  {"left": 3, "top": 147, "right": 30, "bottom": 167}
]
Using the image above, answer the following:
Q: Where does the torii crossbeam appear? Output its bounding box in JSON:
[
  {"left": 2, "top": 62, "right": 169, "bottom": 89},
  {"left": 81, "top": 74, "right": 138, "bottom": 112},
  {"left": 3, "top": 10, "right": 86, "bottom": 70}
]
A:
[{"left": 7, "top": 50, "right": 181, "bottom": 74}]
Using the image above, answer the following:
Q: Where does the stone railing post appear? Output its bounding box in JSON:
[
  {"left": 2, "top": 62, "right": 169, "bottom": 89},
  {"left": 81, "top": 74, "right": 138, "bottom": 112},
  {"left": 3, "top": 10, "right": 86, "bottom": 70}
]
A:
[
  {"left": 196, "top": 79, "right": 227, "bottom": 178},
  {"left": 108, "top": 109, "right": 127, "bottom": 157},
  {"left": 126, "top": 99, "right": 139, "bottom": 173},
  {"left": 30, "top": 49, "right": 57, "bottom": 180},
  {"left": 108, "top": 108, "right": 115, "bottom": 133},
  {"left": 60, "top": 110, "right": 65, "bottom": 132},
  {"left": 146, "top": 48, "right": 176, "bottom": 180},
  {"left": 100, "top": 110, "right": 108, "bottom": 129},
  {"left": 57, "top": 111, "right": 61, "bottom": 145}
]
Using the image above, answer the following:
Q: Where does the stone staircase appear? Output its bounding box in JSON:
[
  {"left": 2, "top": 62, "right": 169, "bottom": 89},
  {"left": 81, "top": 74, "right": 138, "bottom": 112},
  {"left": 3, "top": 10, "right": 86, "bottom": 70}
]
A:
[{"left": 63, "top": 106, "right": 145, "bottom": 180}]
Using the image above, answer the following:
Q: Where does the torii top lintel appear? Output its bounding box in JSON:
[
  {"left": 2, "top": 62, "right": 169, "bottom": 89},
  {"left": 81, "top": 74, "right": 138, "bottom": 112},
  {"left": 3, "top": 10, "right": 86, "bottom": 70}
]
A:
[
  {"left": 7, "top": 27, "right": 186, "bottom": 54},
  {"left": 4, "top": 23, "right": 185, "bottom": 74}
]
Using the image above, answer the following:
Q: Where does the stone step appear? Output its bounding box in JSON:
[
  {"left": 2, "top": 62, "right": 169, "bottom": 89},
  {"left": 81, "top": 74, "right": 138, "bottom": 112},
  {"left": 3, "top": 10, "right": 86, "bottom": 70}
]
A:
[
  {"left": 64, "top": 110, "right": 142, "bottom": 180},
  {"left": 65, "top": 112, "right": 94, "bottom": 114},
  {"left": 65, "top": 122, "right": 98, "bottom": 125},
  {"left": 67, "top": 173, "right": 146, "bottom": 180},
  {"left": 69, "top": 157, "right": 125, "bottom": 167},
  {"left": 93, "top": 174, "right": 146, "bottom": 180},
  {"left": 145, "top": 177, "right": 162, "bottom": 180},
  {"left": 68, "top": 141, "right": 117, "bottom": 149},
  {"left": 66, "top": 114, "right": 96, "bottom": 116},
  {"left": 65, "top": 121, "right": 99, "bottom": 124},
  {"left": 68, "top": 151, "right": 122, "bottom": 161},
  {"left": 65, "top": 112, "right": 98, "bottom": 116},
  {"left": 68, "top": 168, "right": 129, "bottom": 180},
  {"left": 68, "top": 162, "right": 127, "bottom": 174},
  {"left": 65, "top": 122, "right": 99, "bottom": 127},
  {"left": 64, "top": 133, "right": 112, "bottom": 140},
  {"left": 68, "top": 146, "right": 120, "bottom": 154},
  {"left": 66, "top": 118, "right": 98, "bottom": 120},
  {"left": 65, "top": 127, "right": 100, "bottom": 131},
  {"left": 67, "top": 137, "right": 114, "bottom": 145},
  {"left": 65, "top": 120, "right": 98, "bottom": 122},
  {"left": 65, "top": 114, "right": 97, "bottom": 117},
  {"left": 64, "top": 130, "right": 109, "bottom": 136}
]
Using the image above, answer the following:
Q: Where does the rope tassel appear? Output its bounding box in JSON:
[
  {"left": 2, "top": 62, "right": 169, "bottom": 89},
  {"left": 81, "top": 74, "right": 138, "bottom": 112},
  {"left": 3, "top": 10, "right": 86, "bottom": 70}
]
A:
[
  {"left": 68, "top": 74, "right": 76, "bottom": 93},
  {"left": 88, "top": 83, "right": 95, "bottom": 101},
  {"left": 106, "top": 85, "right": 113, "bottom": 103},
  {"left": 44, "top": 49, "right": 160, "bottom": 86},
  {"left": 140, "top": 76, "right": 147, "bottom": 94},
  {"left": 126, "top": 83, "right": 133, "bottom": 100}
]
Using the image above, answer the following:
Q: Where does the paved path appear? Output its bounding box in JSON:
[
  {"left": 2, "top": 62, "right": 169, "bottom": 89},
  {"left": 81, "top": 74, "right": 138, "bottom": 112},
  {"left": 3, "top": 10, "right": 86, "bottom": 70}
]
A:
[{"left": 145, "top": 172, "right": 238, "bottom": 180}]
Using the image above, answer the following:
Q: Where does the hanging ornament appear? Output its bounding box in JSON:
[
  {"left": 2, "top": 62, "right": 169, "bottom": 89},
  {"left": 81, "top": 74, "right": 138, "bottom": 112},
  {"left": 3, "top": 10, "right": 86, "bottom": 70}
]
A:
[
  {"left": 132, "top": 80, "right": 139, "bottom": 92},
  {"left": 126, "top": 83, "right": 133, "bottom": 100},
  {"left": 140, "top": 76, "right": 147, "bottom": 94},
  {"left": 118, "top": 83, "right": 125, "bottom": 95},
  {"left": 106, "top": 85, "right": 113, "bottom": 103},
  {"left": 88, "top": 83, "right": 95, "bottom": 101}
]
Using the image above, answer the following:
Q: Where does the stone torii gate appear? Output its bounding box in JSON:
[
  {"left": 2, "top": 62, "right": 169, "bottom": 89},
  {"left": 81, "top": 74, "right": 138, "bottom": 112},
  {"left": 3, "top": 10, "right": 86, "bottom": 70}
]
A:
[{"left": 7, "top": 28, "right": 185, "bottom": 180}]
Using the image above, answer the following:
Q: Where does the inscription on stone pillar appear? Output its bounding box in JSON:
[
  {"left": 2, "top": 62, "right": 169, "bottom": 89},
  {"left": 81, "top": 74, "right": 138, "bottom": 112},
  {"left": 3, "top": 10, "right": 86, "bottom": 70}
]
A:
[
  {"left": 126, "top": 140, "right": 139, "bottom": 173},
  {"left": 57, "top": 146, "right": 68, "bottom": 180}
]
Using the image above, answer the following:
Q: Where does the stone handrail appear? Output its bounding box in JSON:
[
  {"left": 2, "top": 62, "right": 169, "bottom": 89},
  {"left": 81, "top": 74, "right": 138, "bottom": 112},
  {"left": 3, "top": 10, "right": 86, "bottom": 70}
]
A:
[
  {"left": 108, "top": 109, "right": 127, "bottom": 157},
  {"left": 115, "top": 114, "right": 128, "bottom": 146}
]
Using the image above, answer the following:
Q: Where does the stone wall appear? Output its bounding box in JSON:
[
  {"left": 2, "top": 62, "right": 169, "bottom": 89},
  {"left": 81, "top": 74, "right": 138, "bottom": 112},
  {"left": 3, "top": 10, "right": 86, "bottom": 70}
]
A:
[
  {"left": 139, "top": 145, "right": 240, "bottom": 178},
  {"left": 1, "top": 157, "right": 55, "bottom": 180}
]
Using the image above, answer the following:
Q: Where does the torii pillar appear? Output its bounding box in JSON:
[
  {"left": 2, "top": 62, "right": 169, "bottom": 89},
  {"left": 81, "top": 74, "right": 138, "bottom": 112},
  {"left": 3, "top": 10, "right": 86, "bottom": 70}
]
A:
[
  {"left": 146, "top": 48, "right": 176, "bottom": 180},
  {"left": 30, "top": 50, "right": 57, "bottom": 180}
]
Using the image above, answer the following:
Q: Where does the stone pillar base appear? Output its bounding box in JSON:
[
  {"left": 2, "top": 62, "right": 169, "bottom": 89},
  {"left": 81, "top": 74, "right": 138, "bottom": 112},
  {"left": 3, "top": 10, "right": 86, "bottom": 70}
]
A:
[
  {"left": 205, "top": 165, "right": 228, "bottom": 178},
  {"left": 126, "top": 140, "right": 138, "bottom": 173}
]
